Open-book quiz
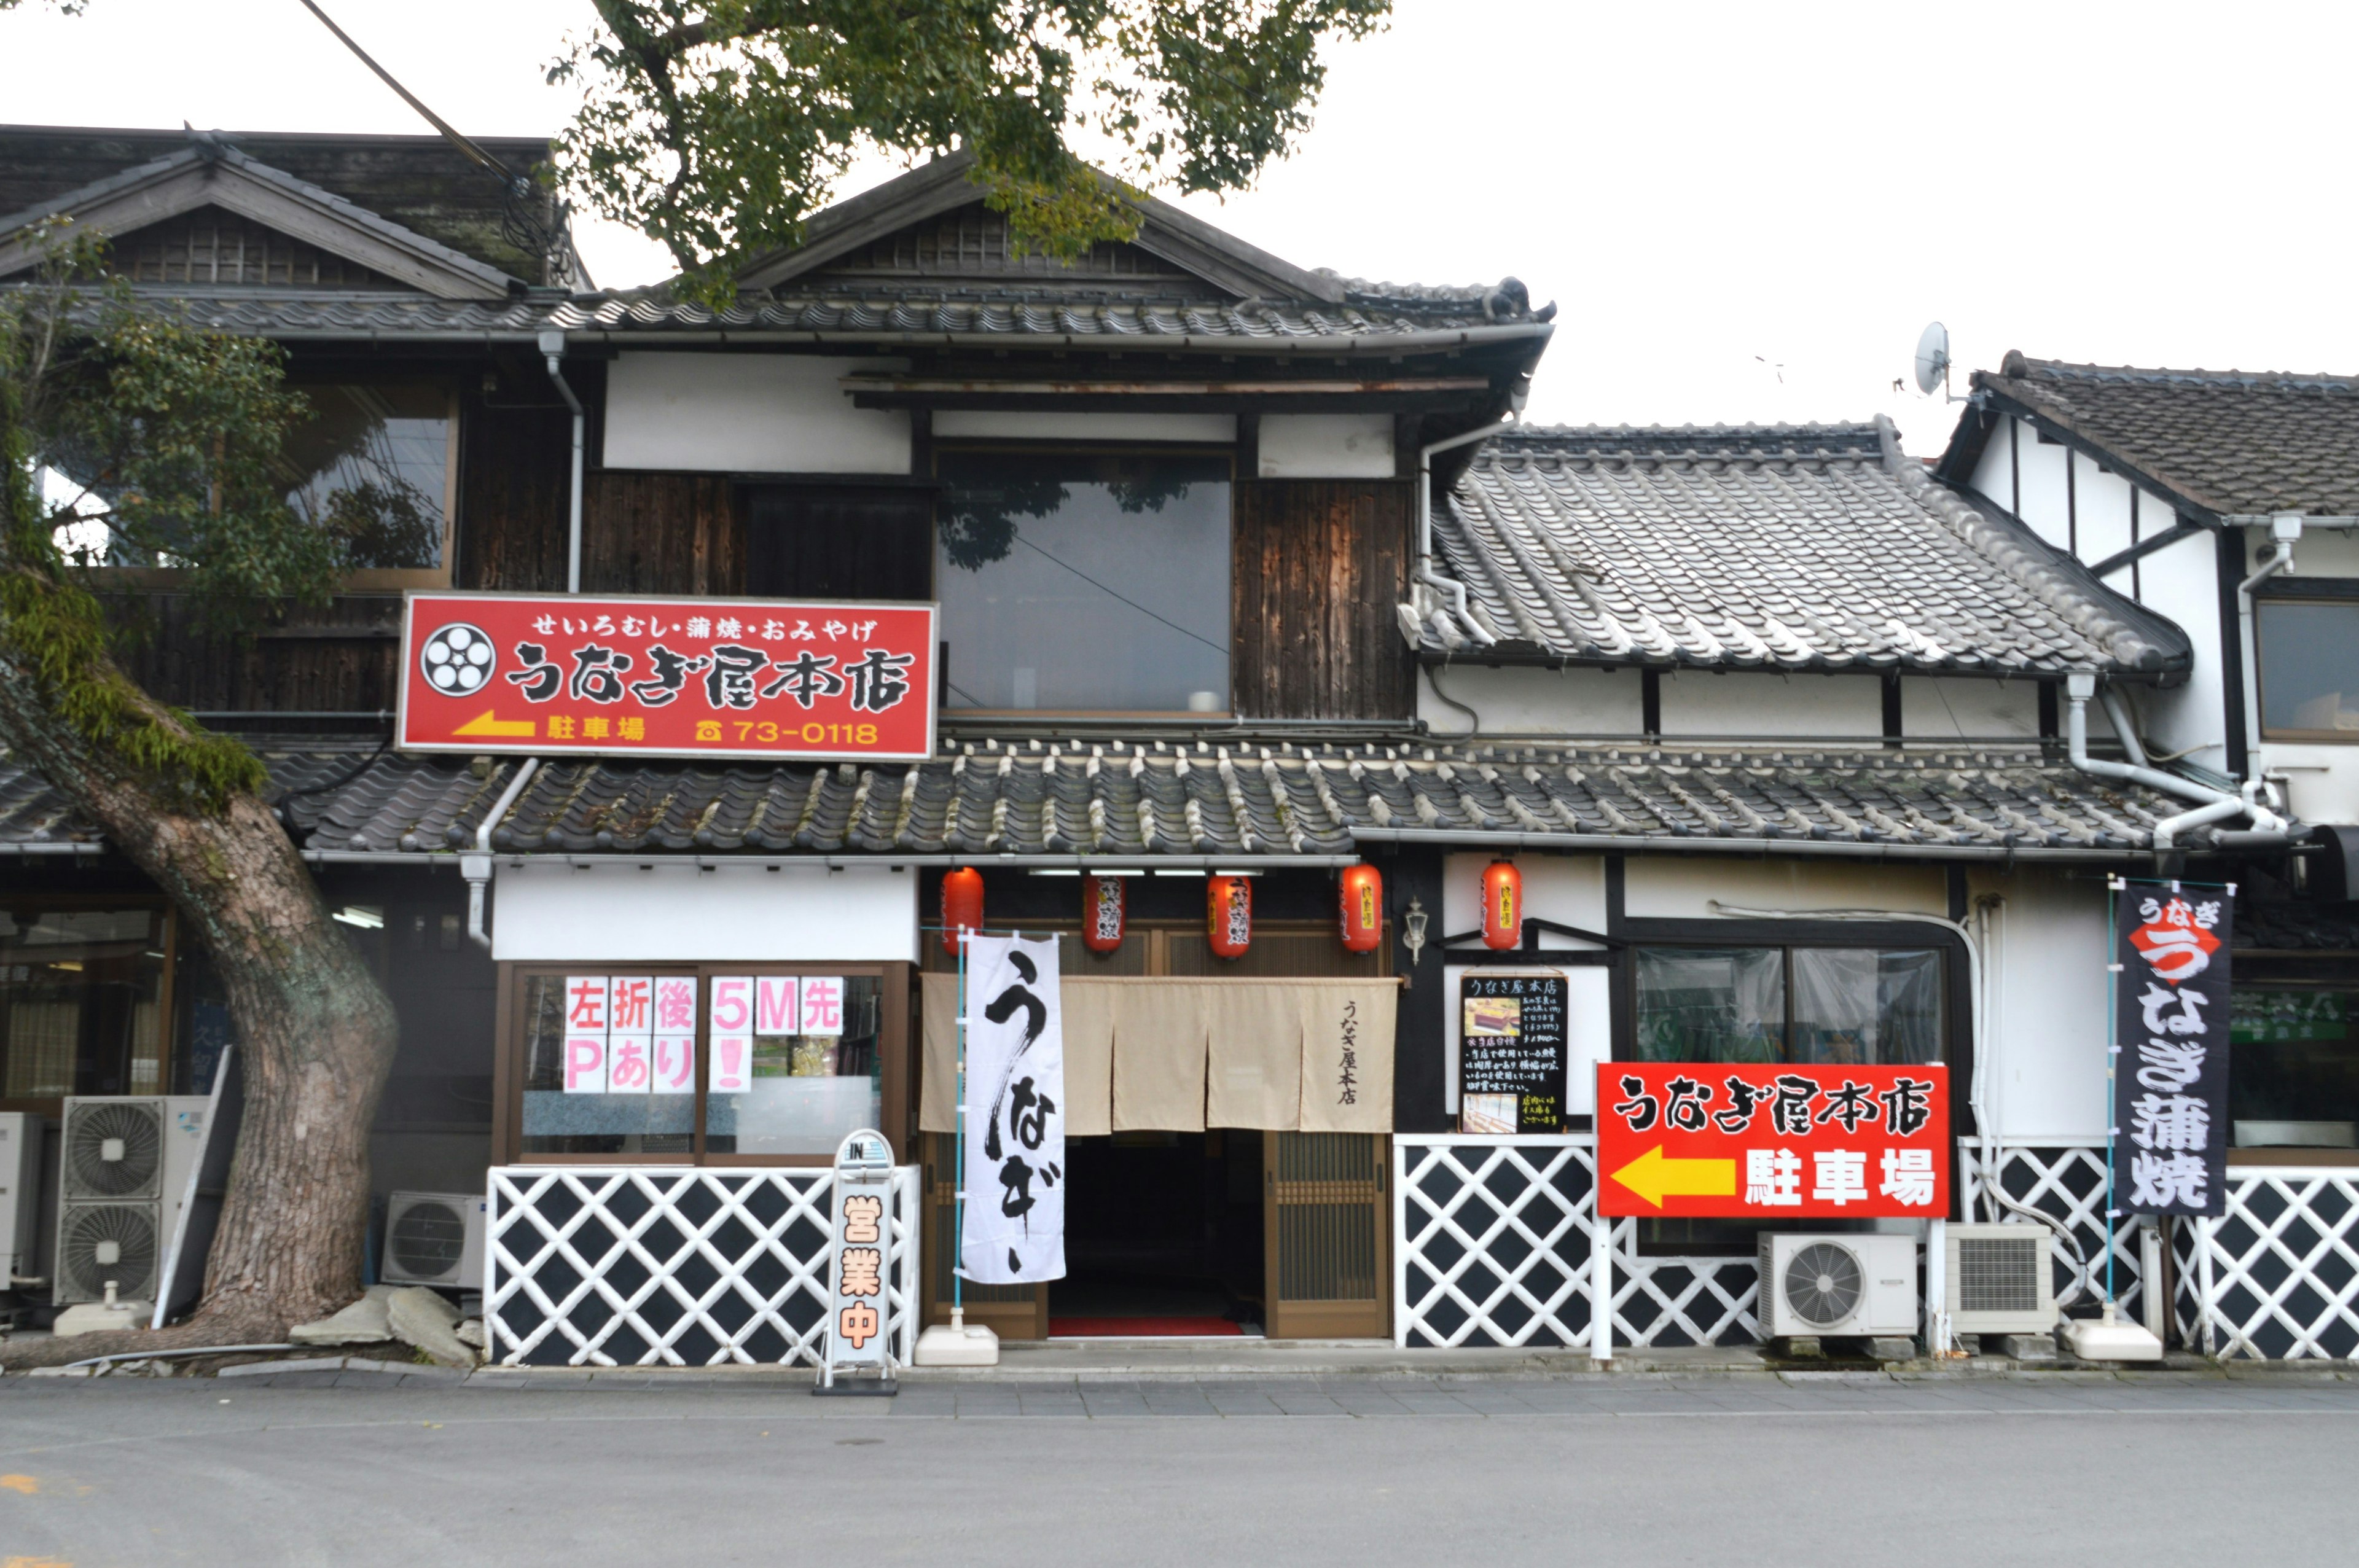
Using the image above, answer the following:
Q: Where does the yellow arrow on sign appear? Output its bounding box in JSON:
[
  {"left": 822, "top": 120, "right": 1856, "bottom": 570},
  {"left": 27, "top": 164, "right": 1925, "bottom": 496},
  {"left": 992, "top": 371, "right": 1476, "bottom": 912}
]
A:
[
  {"left": 1608, "top": 1145, "right": 1737, "bottom": 1209},
  {"left": 452, "top": 710, "right": 536, "bottom": 738}
]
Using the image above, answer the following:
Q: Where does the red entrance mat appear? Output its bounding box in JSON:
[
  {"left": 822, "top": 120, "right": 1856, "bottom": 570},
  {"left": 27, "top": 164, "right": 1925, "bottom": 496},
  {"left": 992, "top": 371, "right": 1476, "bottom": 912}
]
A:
[{"left": 1048, "top": 1316, "right": 1243, "bottom": 1338}]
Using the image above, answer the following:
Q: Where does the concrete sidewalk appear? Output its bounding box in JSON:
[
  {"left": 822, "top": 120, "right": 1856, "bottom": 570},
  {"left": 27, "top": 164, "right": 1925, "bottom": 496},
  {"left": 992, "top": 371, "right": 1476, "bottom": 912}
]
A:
[{"left": 17, "top": 1336, "right": 2342, "bottom": 1389}]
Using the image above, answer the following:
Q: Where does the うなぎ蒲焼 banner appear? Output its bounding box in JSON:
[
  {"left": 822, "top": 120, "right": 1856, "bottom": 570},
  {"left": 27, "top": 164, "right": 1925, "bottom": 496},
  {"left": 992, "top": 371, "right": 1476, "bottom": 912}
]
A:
[
  {"left": 960, "top": 935, "right": 1066, "bottom": 1285},
  {"left": 2115, "top": 880, "right": 2234, "bottom": 1217}
]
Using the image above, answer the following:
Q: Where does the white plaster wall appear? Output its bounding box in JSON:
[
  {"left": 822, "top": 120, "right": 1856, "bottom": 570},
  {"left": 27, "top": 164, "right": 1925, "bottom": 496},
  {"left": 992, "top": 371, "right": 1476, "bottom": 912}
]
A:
[
  {"left": 1968, "top": 417, "right": 2015, "bottom": 513},
  {"left": 932, "top": 411, "right": 1234, "bottom": 443},
  {"left": 1966, "top": 866, "right": 2110, "bottom": 1141},
  {"left": 2134, "top": 523, "right": 2229, "bottom": 771},
  {"left": 1658, "top": 671, "right": 1884, "bottom": 738},
  {"left": 1899, "top": 677, "right": 2040, "bottom": 739},
  {"left": 491, "top": 862, "right": 917, "bottom": 962},
  {"left": 1624, "top": 857, "right": 1948, "bottom": 919},
  {"left": 2251, "top": 527, "right": 2359, "bottom": 822},
  {"left": 603, "top": 353, "right": 911, "bottom": 473},
  {"left": 2071, "top": 451, "right": 2135, "bottom": 569},
  {"left": 1256, "top": 414, "right": 1395, "bottom": 478},
  {"left": 1418, "top": 665, "right": 1645, "bottom": 737},
  {"left": 2010, "top": 424, "right": 2075, "bottom": 548}
]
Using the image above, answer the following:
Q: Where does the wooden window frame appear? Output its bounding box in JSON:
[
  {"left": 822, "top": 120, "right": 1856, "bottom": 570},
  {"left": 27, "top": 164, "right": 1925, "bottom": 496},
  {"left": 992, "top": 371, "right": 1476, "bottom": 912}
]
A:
[{"left": 494, "top": 960, "right": 912, "bottom": 1169}]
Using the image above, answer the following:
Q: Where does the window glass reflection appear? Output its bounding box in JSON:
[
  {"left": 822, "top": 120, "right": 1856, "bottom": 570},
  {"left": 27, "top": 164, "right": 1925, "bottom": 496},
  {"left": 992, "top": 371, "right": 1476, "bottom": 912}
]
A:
[
  {"left": 2257, "top": 600, "right": 2359, "bottom": 736},
  {"left": 936, "top": 452, "right": 1229, "bottom": 712},
  {"left": 280, "top": 383, "right": 450, "bottom": 571},
  {"left": 0, "top": 907, "right": 166, "bottom": 1098}
]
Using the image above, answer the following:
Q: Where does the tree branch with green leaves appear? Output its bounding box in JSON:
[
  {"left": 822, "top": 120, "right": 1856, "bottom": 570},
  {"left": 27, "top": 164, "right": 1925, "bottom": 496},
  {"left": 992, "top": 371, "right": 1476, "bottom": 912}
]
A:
[{"left": 551, "top": 0, "right": 1390, "bottom": 301}]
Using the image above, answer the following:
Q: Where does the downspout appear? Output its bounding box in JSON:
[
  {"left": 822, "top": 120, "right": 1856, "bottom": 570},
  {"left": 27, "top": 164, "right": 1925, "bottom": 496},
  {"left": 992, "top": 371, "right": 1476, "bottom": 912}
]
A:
[
  {"left": 1414, "top": 404, "right": 1522, "bottom": 647},
  {"left": 2235, "top": 513, "right": 2302, "bottom": 772},
  {"left": 539, "top": 329, "right": 585, "bottom": 593},
  {"left": 464, "top": 758, "right": 541, "bottom": 953},
  {"left": 2064, "top": 674, "right": 2285, "bottom": 849}
]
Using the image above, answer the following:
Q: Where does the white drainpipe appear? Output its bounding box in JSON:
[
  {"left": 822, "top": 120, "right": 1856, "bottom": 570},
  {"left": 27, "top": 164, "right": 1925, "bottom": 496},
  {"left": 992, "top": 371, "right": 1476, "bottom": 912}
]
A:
[
  {"left": 539, "top": 329, "right": 586, "bottom": 593},
  {"left": 2064, "top": 674, "right": 2285, "bottom": 849},
  {"left": 464, "top": 758, "right": 541, "bottom": 953},
  {"left": 1415, "top": 410, "right": 1520, "bottom": 647},
  {"left": 2236, "top": 513, "right": 2302, "bottom": 770}
]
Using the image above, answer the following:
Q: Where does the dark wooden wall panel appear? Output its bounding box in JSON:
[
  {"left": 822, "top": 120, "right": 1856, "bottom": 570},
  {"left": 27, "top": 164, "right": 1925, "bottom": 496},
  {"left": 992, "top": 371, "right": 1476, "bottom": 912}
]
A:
[
  {"left": 580, "top": 473, "right": 744, "bottom": 596},
  {"left": 458, "top": 394, "right": 571, "bottom": 592},
  {"left": 103, "top": 593, "right": 401, "bottom": 714},
  {"left": 1231, "top": 479, "right": 1414, "bottom": 720}
]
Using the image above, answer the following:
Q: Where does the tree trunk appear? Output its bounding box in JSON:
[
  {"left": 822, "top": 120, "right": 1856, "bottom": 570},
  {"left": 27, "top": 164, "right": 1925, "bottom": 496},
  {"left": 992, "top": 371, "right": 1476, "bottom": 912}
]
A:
[{"left": 0, "top": 587, "right": 399, "bottom": 1355}]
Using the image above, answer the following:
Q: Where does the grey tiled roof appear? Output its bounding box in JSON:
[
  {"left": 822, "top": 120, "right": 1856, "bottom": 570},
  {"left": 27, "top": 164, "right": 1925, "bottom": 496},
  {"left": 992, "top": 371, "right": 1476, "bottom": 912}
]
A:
[
  {"left": 0, "top": 740, "right": 2228, "bottom": 859},
  {"left": 1415, "top": 418, "right": 2190, "bottom": 675},
  {"left": 98, "top": 285, "right": 1528, "bottom": 349},
  {"left": 1974, "top": 353, "right": 2359, "bottom": 520}
]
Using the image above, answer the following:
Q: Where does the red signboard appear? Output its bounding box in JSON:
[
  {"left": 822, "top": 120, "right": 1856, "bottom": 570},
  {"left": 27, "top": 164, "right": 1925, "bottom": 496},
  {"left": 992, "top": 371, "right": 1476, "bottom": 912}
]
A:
[
  {"left": 396, "top": 593, "right": 937, "bottom": 762},
  {"left": 1595, "top": 1063, "right": 1949, "bottom": 1220}
]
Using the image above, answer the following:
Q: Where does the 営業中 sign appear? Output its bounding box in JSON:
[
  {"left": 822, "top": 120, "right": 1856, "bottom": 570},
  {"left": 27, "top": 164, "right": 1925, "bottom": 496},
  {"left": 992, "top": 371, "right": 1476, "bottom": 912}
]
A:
[
  {"left": 1459, "top": 972, "right": 1568, "bottom": 1134},
  {"left": 397, "top": 592, "right": 936, "bottom": 762},
  {"left": 1595, "top": 1062, "right": 1950, "bottom": 1219},
  {"left": 2115, "top": 881, "right": 2234, "bottom": 1217}
]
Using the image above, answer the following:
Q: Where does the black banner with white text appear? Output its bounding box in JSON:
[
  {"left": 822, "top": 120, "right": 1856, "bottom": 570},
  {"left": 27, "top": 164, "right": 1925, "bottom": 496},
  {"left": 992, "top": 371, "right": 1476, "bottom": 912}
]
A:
[{"left": 2114, "top": 881, "right": 2233, "bottom": 1217}]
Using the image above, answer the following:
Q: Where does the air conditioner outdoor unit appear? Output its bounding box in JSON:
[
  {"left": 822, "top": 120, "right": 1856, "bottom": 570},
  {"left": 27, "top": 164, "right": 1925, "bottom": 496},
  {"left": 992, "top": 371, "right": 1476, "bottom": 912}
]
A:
[
  {"left": 0, "top": 1112, "right": 42, "bottom": 1285},
  {"left": 1944, "top": 1221, "right": 2059, "bottom": 1335},
  {"left": 381, "top": 1191, "right": 487, "bottom": 1289},
  {"left": 1758, "top": 1233, "right": 1919, "bottom": 1338},
  {"left": 55, "top": 1096, "right": 209, "bottom": 1305}
]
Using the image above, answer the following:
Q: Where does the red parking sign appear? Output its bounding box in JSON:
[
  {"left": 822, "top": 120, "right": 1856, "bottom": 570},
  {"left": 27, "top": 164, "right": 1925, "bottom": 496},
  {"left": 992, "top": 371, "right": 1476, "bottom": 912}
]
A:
[
  {"left": 396, "top": 592, "right": 936, "bottom": 762},
  {"left": 1595, "top": 1063, "right": 1949, "bottom": 1219}
]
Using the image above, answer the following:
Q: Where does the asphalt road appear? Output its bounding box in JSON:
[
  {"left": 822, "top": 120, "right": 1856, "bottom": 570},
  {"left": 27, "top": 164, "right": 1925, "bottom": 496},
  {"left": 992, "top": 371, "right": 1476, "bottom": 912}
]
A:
[{"left": 3, "top": 1371, "right": 2355, "bottom": 1567}]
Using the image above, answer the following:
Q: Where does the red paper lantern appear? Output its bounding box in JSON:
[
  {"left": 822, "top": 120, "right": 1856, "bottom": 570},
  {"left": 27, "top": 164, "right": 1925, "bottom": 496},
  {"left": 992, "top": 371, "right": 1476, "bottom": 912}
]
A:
[
  {"left": 1207, "top": 874, "right": 1253, "bottom": 959},
  {"left": 1481, "top": 859, "right": 1522, "bottom": 951},
  {"left": 1339, "top": 863, "right": 1383, "bottom": 953},
  {"left": 1083, "top": 874, "right": 1127, "bottom": 953},
  {"left": 941, "top": 866, "right": 985, "bottom": 955}
]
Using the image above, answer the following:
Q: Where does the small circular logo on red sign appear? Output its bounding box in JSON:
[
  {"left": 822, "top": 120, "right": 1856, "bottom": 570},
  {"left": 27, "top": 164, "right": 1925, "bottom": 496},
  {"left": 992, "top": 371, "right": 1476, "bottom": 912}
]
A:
[{"left": 420, "top": 622, "right": 496, "bottom": 695}]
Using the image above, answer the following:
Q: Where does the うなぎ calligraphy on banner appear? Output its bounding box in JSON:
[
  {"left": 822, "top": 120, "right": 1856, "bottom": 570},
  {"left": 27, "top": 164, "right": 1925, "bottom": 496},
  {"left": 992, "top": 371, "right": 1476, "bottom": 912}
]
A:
[
  {"left": 397, "top": 591, "right": 936, "bottom": 762},
  {"left": 1595, "top": 1062, "right": 1950, "bottom": 1219},
  {"left": 960, "top": 935, "right": 1067, "bottom": 1285},
  {"left": 2114, "top": 881, "right": 2234, "bottom": 1217}
]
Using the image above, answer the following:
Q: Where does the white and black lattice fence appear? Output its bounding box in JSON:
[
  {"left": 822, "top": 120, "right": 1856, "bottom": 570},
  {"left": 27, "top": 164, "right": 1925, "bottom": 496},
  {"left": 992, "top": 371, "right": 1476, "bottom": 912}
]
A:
[
  {"left": 484, "top": 1165, "right": 920, "bottom": 1367},
  {"left": 1393, "top": 1135, "right": 1758, "bottom": 1351},
  {"left": 2174, "top": 1167, "right": 2359, "bottom": 1361}
]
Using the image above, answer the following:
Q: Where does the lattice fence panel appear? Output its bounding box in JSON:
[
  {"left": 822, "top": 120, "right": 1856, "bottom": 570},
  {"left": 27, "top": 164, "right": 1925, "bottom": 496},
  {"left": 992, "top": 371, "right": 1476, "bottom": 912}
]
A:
[
  {"left": 2175, "top": 1169, "right": 2359, "bottom": 1360},
  {"left": 485, "top": 1166, "right": 918, "bottom": 1367},
  {"left": 1395, "top": 1136, "right": 1760, "bottom": 1350},
  {"left": 1958, "top": 1142, "right": 2146, "bottom": 1320}
]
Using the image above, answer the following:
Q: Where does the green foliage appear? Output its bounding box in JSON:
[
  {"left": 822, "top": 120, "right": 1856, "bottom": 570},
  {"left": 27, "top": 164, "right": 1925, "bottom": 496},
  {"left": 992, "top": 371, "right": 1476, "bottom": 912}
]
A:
[
  {"left": 554, "top": 0, "right": 1390, "bottom": 302},
  {"left": 0, "top": 233, "right": 322, "bottom": 811}
]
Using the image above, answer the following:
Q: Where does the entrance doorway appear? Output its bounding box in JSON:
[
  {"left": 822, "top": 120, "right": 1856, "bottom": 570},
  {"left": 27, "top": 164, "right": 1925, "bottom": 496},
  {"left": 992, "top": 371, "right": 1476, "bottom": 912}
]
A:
[{"left": 1052, "top": 1131, "right": 1265, "bottom": 1336}]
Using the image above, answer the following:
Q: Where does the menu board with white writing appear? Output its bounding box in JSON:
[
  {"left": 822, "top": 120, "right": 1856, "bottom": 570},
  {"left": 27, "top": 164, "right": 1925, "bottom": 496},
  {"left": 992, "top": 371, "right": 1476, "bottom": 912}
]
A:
[{"left": 1460, "top": 972, "right": 1568, "bottom": 1134}]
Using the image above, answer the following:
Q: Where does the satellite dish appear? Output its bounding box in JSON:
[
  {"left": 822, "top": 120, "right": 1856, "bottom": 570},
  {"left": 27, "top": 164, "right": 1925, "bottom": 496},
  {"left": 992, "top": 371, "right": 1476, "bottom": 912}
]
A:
[{"left": 1912, "top": 321, "right": 1952, "bottom": 397}]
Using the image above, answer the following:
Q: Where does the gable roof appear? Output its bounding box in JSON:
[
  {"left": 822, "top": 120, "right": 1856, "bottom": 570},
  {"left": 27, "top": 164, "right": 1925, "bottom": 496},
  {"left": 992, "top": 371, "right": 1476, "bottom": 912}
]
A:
[
  {"left": 0, "top": 738, "right": 2231, "bottom": 862},
  {"left": 1955, "top": 352, "right": 2359, "bottom": 521},
  {"left": 0, "top": 139, "right": 520, "bottom": 298},
  {"left": 736, "top": 152, "right": 1349, "bottom": 303},
  {"left": 1414, "top": 416, "right": 2189, "bottom": 677},
  {"left": 0, "top": 124, "right": 563, "bottom": 283}
]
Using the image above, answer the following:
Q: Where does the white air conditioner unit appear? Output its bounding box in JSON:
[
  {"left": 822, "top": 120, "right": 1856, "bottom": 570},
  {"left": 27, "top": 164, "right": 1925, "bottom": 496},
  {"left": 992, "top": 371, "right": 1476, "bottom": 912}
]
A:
[
  {"left": 381, "top": 1191, "right": 487, "bottom": 1289},
  {"left": 0, "top": 1112, "right": 42, "bottom": 1285},
  {"left": 55, "top": 1096, "right": 209, "bottom": 1305},
  {"left": 1944, "top": 1221, "right": 2059, "bottom": 1335},
  {"left": 1758, "top": 1233, "right": 1918, "bottom": 1338}
]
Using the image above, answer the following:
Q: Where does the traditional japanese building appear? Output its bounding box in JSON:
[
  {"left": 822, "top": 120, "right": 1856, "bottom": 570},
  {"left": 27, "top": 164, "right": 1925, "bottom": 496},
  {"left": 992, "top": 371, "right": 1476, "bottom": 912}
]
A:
[{"left": 0, "top": 123, "right": 2344, "bottom": 1363}]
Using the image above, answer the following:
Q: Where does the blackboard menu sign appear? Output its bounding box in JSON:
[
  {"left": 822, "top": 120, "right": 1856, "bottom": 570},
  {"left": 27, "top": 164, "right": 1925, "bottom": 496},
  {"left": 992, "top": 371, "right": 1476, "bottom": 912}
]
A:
[{"left": 1460, "top": 972, "right": 1568, "bottom": 1134}]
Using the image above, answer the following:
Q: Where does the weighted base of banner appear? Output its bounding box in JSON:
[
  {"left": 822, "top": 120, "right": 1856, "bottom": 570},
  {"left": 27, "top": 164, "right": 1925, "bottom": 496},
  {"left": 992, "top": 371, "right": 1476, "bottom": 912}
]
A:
[
  {"left": 812, "top": 1372, "right": 899, "bottom": 1397},
  {"left": 2062, "top": 1301, "right": 2162, "bottom": 1362},
  {"left": 912, "top": 1310, "right": 1000, "bottom": 1367}
]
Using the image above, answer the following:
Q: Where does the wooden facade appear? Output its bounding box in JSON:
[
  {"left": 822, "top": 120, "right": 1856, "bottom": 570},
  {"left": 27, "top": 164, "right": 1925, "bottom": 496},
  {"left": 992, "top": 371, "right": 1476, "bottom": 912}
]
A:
[{"left": 1232, "top": 479, "right": 1417, "bottom": 721}]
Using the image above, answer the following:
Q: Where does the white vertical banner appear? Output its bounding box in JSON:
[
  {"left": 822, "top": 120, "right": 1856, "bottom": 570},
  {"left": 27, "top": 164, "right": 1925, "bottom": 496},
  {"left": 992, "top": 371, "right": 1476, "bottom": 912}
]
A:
[{"left": 960, "top": 935, "right": 1066, "bottom": 1285}]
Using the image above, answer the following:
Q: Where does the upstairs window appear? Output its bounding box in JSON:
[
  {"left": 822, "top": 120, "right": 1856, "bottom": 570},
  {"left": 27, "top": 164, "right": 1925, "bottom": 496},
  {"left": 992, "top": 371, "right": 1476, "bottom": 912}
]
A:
[
  {"left": 935, "top": 451, "right": 1230, "bottom": 713},
  {"left": 280, "top": 381, "right": 456, "bottom": 581},
  {"left": 2256, "top": 595, "right": 2359, "bottom": 741}
]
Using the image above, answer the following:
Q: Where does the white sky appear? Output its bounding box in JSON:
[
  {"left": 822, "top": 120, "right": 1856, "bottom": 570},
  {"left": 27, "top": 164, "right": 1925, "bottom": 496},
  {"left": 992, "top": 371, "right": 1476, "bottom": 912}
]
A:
[{"left": 8, "top": 0, "right": 2358, "bottom": 456}]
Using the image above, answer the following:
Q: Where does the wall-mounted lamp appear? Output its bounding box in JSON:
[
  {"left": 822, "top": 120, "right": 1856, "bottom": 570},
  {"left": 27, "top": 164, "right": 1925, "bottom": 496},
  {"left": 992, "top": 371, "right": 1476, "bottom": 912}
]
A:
[{"left": 1401, "top": 894, "right": 1429, "bottom": 983}]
